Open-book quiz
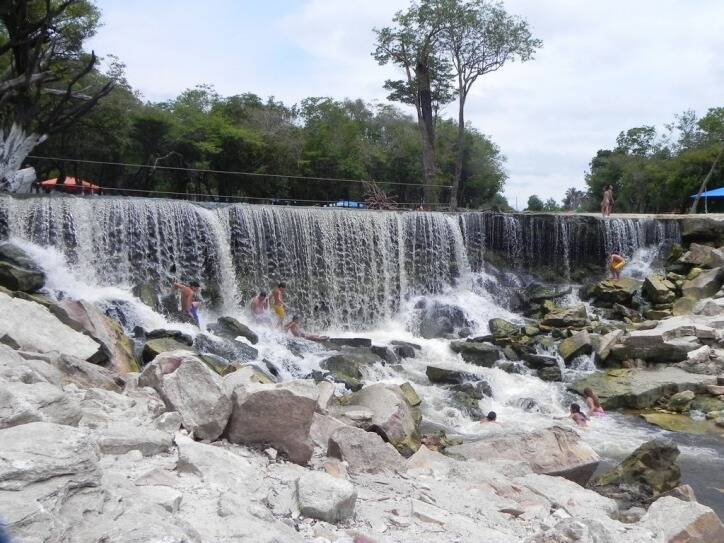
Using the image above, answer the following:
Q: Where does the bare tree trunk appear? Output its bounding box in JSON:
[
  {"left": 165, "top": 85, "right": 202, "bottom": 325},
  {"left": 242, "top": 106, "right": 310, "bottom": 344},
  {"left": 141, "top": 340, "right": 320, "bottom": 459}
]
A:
[
  {"left": 0, "top": 124, "right": 45, "bottom": 192},
  {"left": 450, "top": 90, "right": 466, "bottom": 210},
  {"left": 416, "top": 62, "right": 437, "bottom": 205},
  {"left": 689, "top": 146, "right": 723, "bottom": 214}
]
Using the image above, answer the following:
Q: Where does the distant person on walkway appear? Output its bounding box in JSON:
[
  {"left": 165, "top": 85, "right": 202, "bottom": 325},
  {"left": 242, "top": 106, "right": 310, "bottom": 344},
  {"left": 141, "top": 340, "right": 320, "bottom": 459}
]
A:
[
  {"left": 250, "top": 291, "right": 269, "bottom": 318},
  {"left": 601, "top": 185, "right": 614, "bottom": 216},
  {"left": 569, "top": 403, "right": 588, "bottom": 427},
  {"left": 284, "top": 315, "right": 329, "bottom": 342},
  {"left": 608, "top": 253, "right": 625, "bottom": 279},
  {"left": 480, "top": 411, "right": 497, "bottom": 423},
  {"left": 271, "top": 282, "right": 287, "bottom": 324},
  {"left": 583, "top": 387, "right": 605, "bottom": 417},
  {"left": 172, "top": 280, "right": 201, "bottom": 326}
]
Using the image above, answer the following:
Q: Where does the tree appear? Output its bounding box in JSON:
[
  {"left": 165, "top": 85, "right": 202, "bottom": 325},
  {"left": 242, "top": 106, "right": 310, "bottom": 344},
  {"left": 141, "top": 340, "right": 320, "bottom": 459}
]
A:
[
  {"left": 439, "top": 0, "right": 540, "bottom": 209},
  {"left": 0, "top": 0, "right": 114, "bottom": 190},
  {"left": 373, "top": 0, "right": 455, "bottom": 204},
  {"left": 542, "top": 197, "right": 560, "bottom": 212},
  {"left": 689, "top": 107, "right": 724, "bottom": 213},
  {"left": 526, "top": 194, "right": 543, "bottom": 211},
  {"left": 562, "top": 187, "right": 586, "bottom": 211}
]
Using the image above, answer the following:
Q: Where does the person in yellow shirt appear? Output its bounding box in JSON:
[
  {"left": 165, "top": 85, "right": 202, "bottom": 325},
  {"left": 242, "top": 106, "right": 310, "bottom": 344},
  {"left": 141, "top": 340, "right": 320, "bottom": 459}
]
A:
[
  {"left": 271, "top": 282, "right": 287, "bottom": 324},
  {"left": 608, "top": 253, "right": 625, "bottom": 279}
]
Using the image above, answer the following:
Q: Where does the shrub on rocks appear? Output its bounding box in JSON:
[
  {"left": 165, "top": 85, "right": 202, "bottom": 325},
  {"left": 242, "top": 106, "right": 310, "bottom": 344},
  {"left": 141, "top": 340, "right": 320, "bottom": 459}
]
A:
[
  {"left": 139, "top": 350, "right": 231, "bottom": 440},
  {"left": 226, "top": 380, "right": 319, "bottom": 464},
  {"left": 295, "top": 471, "right": 357, "bottom": 523}
]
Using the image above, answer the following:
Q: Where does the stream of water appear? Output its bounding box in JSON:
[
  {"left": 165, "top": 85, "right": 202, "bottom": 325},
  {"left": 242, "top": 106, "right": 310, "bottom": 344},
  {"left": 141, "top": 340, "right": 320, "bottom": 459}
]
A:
[{"left": 3, "top": 195, "right": 722, "bottom": 516}]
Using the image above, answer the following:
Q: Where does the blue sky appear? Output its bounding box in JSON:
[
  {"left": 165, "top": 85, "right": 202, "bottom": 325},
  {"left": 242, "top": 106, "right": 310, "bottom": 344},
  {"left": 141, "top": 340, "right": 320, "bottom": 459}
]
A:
[{"left": 88, "top": 0, "right": 724, "bottom": 208}]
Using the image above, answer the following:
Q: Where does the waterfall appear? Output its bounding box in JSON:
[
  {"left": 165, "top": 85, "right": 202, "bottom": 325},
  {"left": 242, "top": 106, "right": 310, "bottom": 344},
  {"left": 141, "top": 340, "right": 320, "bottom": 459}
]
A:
[{"left": 0, "top": 196, "right": 681, "bottom": 328}]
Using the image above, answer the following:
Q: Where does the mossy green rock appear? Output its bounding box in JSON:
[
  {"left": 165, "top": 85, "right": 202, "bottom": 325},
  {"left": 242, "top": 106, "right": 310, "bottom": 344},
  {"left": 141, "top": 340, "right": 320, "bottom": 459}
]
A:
[
  {"left": 488, "top": 318, "right": 520, "bottom": 338},
  {"left": 142, "top": 337, "right": 194, "bottom": 364},
  {"left": 592, "top": 278, "right": 641, "bottom": 305},
  {"left": 399, "top": 382, "right": 421, "bottom": 407},
  {"left": 640, "top": 412, "right": 719, "bottom": 435},
  {"left": 558, "top": 331, "right": 592, "bottom": 363}
]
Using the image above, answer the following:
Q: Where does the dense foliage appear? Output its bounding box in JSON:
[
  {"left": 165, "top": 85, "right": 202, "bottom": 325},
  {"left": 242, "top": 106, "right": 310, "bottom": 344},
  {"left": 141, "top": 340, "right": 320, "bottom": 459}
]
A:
[{"left": 584, "top": 108, "right": 724, "bottom": 213}]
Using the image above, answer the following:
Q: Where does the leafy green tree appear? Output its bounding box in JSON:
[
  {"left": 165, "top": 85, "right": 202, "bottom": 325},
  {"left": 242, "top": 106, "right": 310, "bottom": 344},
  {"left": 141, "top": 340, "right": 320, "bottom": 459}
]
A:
[
  {"left": 542, "top": 198, "right": 560, "bottom": 212},
  {"left": 439, "top": 0, "right": 541, "bottom": 209},
  {"left": 526, "top": 194, "right": 544, "bottom": 211},
  {"left": 562, "top": 187, "right": 586, "bottom": 211}
]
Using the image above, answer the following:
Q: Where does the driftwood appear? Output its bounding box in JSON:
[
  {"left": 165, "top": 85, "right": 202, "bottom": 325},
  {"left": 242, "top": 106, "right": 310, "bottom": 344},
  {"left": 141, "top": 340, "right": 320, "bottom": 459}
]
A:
[{"left": 363, "top": 181, "right": 398, "bottom": 210}]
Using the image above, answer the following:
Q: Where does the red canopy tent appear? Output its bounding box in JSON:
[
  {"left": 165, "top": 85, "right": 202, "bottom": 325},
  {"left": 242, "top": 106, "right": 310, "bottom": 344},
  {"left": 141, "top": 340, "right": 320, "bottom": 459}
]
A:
[{"left": 39, "top": 177, "right": 102, "bottom": 195}]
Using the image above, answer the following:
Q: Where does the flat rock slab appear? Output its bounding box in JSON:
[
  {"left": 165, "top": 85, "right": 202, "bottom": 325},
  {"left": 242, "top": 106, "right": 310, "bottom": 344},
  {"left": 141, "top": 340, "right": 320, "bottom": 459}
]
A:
[{"left": 570, "top": 367, "right": 716, "bottom": 409}]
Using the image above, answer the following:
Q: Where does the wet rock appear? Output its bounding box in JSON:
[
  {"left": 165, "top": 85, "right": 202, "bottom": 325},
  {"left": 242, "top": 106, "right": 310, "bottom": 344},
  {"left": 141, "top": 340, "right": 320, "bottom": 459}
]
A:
[
  {"left": 209, "top": 316, "right": 258, "bottom": 344},
  {"left": 539, "top": 305, "right": 588, "bottom": 328},
  {"left": 0, "top": 242, "right": 45, "bottom": 292},
  {"left": 399, "top": 382, "right": 421, "bottom": 406},
  {"left": 643, "top": 275, "right": 677, "bottom": 305},
  {"left": 447, "top": 426, "right": 600, "bottom": 485},
  {"left": 682, "top": 268, "right": 723, "bottom": 300},
  {"left": 391, "top": 341, "right": 417, "bottom": 359},
  {"left": 526, "top": 283, "right": 573, "bottom": 302},
  {"left": 642, "top": 495, "right": 724, "bottom": 543},
  {"left": 538, "top": 365, "right": 563, "bottom": 382},
  {"left": 668, "top": 390, "right": 695, "bottom": 412},
  {"left": 488, "top": 318, "right": 520, "bottom": 338},
  {"left": 326, "top": 337, "right": 372, "bottom": 348},
  {"left": 320, "top": 350, "right": 383, "bottom": 391},
  {"left": 558, "top": 331, "right": 593, "bottom": 363},
  {"left": 0, "top": 422, "right": 103, "bottom": 542},
  {"left": 591, "top": 278, "right": 641, "bottom": 306},
  {"left": 613, "top": 303, "right": 643, "bottom": 322},
  {"left": 570, "top": 368, "right": 715, "bottom": 409},
  {"left": 680, "top": 243, "right": 724, "bottom": 269},
  {"left": 521, "top": 352, "right": 559, "bottom": 370},
  {"left": 226, "top": 380, "right": 319, "bottom": 465},
  {"left": 592, "top": 439, "right": 681, "bottom": 505},
  {"left": 296, "top": 471, "right": 357, "bottom": 523},
  {"left": 132, "top": 282, "right": 160, "bottom": 310},
  {"left": 0, "top": 381, "right": 81, "bottom": 429},
  {"left": 194, "top": 333, "right": 258, "bottom": 363},
  {"left": 146, "top": 328, "right": 194, "bottom": 344},
  {"left": 341, "top": 383, "right": 421, "bottom": 456},
  {"left": 58, "top": 299, "right": 139, "bottom": 373},
  {"left": 139, "top": 350, "right": 231, "bottom": 440},
  {"left": 371, "top": 345, "right": 399, "bottom": 364},
  {"left": 198, "top": 353, "right": 237, "bottom": 376},
  {"left": 415, "top": 300, "right": 469, "bottom": 339},
  {"left": 327, "top": 426, "right": 404, "bottom": 474},
  {"left": 142, "top": 337, "right": 193, "bottom": 364},
  {"left": 426, "top": 365, "right": 480, "bottom": 385},
  {"left": 449, "top": 340, "right": 500, "bottom": 367},
  {"left": 0, "top": 292, "right": 103, "bottom": 361}
]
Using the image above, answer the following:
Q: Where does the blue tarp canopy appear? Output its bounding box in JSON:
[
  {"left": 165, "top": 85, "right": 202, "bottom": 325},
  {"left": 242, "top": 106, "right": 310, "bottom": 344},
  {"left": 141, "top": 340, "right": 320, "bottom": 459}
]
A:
[{"left": 690, "top": 187, "right": 724, "bottom": 199}]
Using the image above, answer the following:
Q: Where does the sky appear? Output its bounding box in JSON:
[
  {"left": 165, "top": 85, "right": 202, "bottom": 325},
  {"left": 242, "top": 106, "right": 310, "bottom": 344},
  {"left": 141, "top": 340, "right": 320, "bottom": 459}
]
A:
[{"left": 88, "top": 0, "right": 724, "bottom": 209}]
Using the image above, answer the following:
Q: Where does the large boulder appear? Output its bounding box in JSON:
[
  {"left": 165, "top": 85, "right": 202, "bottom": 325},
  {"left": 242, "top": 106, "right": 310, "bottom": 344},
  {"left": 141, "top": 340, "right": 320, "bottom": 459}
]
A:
[
  {"left": 449, "top": 340, "right": 500, "bottom": 367},
  {"left": 24, "top": 351, "right": 123, "bottom": 391},
  {"left": 680, "top": 242, "right": 724, "bottom": 269},
  {"left": 570, "top": 367, "right": 715, "bottom": 410},
  {"left": 539, "top": 305, "right": 588, "bottom": 328},
  {"left": 340, "top": 383, "right": 421, "bottom": 456},
  {"left": 592, "top": 439, "right": 681, "bottom": 505},
  {"left": 597, "top": 329, "right": 624, "bottom": 360},
  {"left": 682, "top": 268, "right": 723, "bottom": 300},
  {"left": 591, "top": 278, "right": 641, "bottom": 306},
  {"left": 488, "top": 318, "right": 520, "bottom": 338},
  {"left": 194, "top": 333, "right": 258, "bottom": 363},
  {"left": 0, "top": 292, "right": 102, "bottom": 361},
  {"left": 295, "top": 471, "right": 357, "bottom": 523},
  {"left": 58, "top": 299, "right": 139, "bottom": 373},
  {"left": 327, "top": 425, "right": 404, "bottom": 474},
  {"left": 641, "top": 496, "right": 724, "bottom": 543},
  {"left": 226, "top": 380, "right": 319, "bottom": 464},
  {"left": 415, "top": 300, "right": 468, "bottom": 339},
  {"left": 209, "top": 316, "right": 258, "bottom": 345},
  {"left": 96, "top": 423, "right": 173, "bottom": 456},
  {"left": 558, "top": 331, "right": 593, "bottom": 363},
  {"left": 447, "top": 426, "right": 600, "bottom": 485},
  {"left": 141, "top": 337, "right": 193, "bottom": 364},
  {"left": 0, "top": 242, "right": 45, "bottom": 293},
  {"left": 0, "top": 381, "right": 81, "bottom": 429},
  {"left": 680, "top": 216, "right": 724, "bottom": 245},
  {"left": 611, "top": 317, "right": 715, "bottom": 363},
  {"left": 643, "top": 275, "right": 677, "bottom": 305},
  {"left": 139, "top": 350, "right": 231, "bottom": 440},
  {"left": 0, "top": 422, "right": 103, "bottom": 542},
  {"left": 320, "top": 350, "right": 382, "bottom": 391},
  {"left": 426, "top": 365, "right": 485, "bottom": 387}
]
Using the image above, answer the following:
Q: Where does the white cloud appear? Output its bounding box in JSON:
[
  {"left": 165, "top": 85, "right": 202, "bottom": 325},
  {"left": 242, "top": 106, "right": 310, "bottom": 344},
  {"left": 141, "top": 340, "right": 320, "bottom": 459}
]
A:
[{"left": 89, "top": 0, "right": 724, "bottom": 208}]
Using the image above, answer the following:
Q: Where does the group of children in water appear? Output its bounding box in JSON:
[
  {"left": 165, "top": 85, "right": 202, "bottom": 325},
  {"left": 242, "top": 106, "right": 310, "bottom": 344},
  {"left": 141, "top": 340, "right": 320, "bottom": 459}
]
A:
[{"left": 569, "top": 387, "right": 605, "bottom": 427}]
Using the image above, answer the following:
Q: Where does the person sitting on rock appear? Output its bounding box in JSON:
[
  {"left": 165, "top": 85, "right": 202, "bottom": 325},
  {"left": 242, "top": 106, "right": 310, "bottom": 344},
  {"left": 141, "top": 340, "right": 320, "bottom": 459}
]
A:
[
  {"left": 569, "top": 403, "right": 588, "bottom": 427},
  {"left": 172, "top": 280, "right": 201, "bottom": 326},
  {"left": 583, "top": 387, "right": 605, "bottom": 417},
  {"left": 284, "top": 315, "right": 329, "bottom": 343},
  {"left": 608, "top": 253, "right": 625, "bottom": 279},
  {"left": 250, "top": 290, "right": 269, "bottom": 321},
  {"left": 481, "top": 411, "right": 497, "bottom": 423}
]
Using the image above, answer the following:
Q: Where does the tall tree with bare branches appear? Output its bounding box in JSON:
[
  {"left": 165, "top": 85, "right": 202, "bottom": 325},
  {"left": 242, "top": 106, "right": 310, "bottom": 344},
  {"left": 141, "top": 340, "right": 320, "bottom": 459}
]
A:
[{"left": 0, "top": 0, "right": 113, "bottom": 191}]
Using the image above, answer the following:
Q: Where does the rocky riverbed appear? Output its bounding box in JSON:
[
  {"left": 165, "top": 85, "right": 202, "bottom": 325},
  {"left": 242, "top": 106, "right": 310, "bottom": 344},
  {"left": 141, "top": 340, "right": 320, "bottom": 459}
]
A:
[{"left": 1, "top": 215, "right": 724, "bottom": 541}]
